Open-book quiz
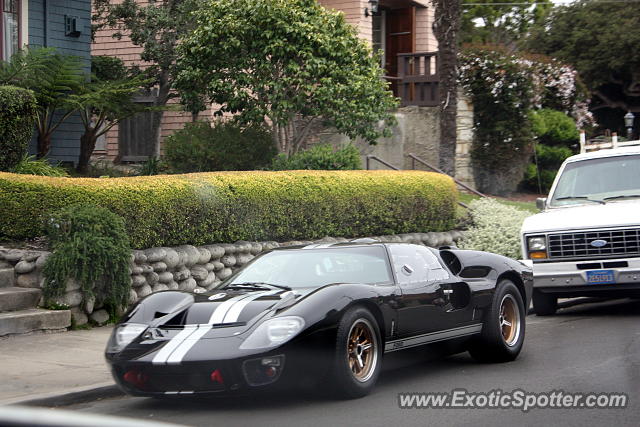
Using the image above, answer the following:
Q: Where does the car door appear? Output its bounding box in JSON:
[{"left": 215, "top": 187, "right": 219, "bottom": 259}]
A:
[{"left": 388, "top": 244, "right": 449, "bottom": 337}]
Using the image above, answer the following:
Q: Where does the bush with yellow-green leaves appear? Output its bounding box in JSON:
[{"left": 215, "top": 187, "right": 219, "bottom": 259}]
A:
[{"left": 0, "top": 170, "right": 458, "bottom": 249}]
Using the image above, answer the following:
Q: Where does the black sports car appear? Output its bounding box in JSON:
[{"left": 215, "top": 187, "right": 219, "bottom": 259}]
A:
[{"left": 106, "top": 242, "right": 533, "bottom": 399}]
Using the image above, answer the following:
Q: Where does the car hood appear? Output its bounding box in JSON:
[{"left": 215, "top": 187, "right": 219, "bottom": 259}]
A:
[
  {"left": 521, "top": 200, "right": 640, "bottom": 234},
  {"left": 145, "top": 287, "right": 314, "bottom": 338}
]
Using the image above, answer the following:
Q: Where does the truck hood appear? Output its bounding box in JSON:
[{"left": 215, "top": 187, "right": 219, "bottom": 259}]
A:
[{"left": 521, "top": 200, "right": 640, "bottom": 234}]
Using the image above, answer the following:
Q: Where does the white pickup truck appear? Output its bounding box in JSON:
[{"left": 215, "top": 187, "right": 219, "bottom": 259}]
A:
[{"left": 521, "top": 144, "right": 640, "bottom": 315}]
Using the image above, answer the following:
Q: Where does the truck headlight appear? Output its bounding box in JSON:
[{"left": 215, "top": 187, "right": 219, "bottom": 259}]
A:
[
  {"left": 527, "top": 236, "right": 548, "bottom": 259},
  {"left": 239, "top": 316, "right": 305, "bottom": 350}
]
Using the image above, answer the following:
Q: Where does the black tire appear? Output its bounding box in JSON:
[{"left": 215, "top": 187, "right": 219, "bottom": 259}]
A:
[
  {"left": 469, "top": 280, "right": 526, "bottom": 363},
  {"left": 328, "top": 307, "right": 382, "bottom": 399},
  {"left": 532, "top": 290, "right": 558, "bottom": 316}
]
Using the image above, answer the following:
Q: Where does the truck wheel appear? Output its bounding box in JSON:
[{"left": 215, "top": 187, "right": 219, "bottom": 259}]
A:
[
  {"left": 533, "top": 290, "right": 557, "bottom": 316},
  {"left": 468, "top": 280, "right": 525, "bottom": 363}
]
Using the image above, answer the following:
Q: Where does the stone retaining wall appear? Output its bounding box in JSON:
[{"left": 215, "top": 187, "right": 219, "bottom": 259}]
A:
[{"left": 0, "top": 230, "right": 463, "bottom": 326}]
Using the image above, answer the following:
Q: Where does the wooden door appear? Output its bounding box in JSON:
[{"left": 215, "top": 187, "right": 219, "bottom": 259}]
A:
[
  {"left": 118, "top": 110, "right": 156, "bottom": 162},
  {"left": 385, "top": 6, "right": 416, "bottom": 94}
]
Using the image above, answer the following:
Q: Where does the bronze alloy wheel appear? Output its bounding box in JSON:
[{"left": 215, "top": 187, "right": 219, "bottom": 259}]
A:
[
  {"left": 499, "top": 294, "right": 521, "bottom": 347},
  {"left": 346, "top": 318, "right": 378, "bottom": 383}
]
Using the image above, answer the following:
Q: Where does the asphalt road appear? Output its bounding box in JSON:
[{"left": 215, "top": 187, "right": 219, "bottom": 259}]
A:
[{"left": 66, "top": 298, "right": 639, "bottom": 427}]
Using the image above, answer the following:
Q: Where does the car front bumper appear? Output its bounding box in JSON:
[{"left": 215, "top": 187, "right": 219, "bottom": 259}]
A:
[
  {"left": 531, "top": 256, "right": 640, "bottom": 296},
  {"left": 109, "top": 352, "right": 295, "bottom": 397}
]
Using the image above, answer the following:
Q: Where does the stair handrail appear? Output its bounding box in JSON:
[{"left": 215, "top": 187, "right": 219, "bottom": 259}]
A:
[
  {"left": 365, "top": 155, "right": 399, "bottom": 171},
  {"left": 408, "top": 153, "right": 486, "bottom": 198}
]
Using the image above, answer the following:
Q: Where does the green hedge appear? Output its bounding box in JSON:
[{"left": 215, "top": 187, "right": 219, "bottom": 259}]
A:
[
  {"left": 0, "top": 170, "right": 458, "bottom": 248},
  {"left": 0, "top": 86, "right": 37, "bottom": 171}
]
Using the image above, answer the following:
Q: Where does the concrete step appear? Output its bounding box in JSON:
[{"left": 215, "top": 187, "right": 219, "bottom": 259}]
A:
[
  {"left": 0, "top": 309, "right": 71, "bottom": 337},
  {"left": 0, "top": 268, "right": 15, "bottom": 288},
  {"left": 0, "top": 287, "right": 42, "bottom": 312}
]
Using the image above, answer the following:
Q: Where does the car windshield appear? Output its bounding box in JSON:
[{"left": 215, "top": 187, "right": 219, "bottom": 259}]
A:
[
  {"left": 549, "top": 154, "right": 640, "bottom": 207},
  {"left": 222, "top": 246, "right": 393, "bottom": 289}
]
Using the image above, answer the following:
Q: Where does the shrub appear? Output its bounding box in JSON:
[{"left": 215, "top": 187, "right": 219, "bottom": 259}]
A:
[
  {"left": 269, "top": 144, "right": 362, "bottom": 171},
  {"left": 43, "top": 205, "right": 131, "bottom": 314},
  {"left": 521, "top": 143, "right": 573, "bottom": 193},
  {"left": 459, "top": 198, "right": 531, "bottom": 259},
  {"left": 530, "top": 109, "right": 579, "bottom": 147},
  {"left": 164, "top": 121, "right": 277, "bottom": 173},
  {"left": 11, "top": 154, "right": 69, "bottom": 177},
  {"left": 0, "top": 170, "right": 458, "bottom": 248},
  {"left": 0, "top": 86, "right": 37, "bottom": 171}
]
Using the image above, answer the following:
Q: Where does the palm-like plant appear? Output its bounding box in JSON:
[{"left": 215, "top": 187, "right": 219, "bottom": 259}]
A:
[
  {"left": 67, "top": 75, "right": 152, "bottom": 173},
  {"left": 0, "top": 48, "right": 85, "bottom": 158}
]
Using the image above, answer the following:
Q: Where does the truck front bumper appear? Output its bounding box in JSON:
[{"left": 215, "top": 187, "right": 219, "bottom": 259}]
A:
[{"left": 532, "top": 256, "right": 640, "bottom": 296}]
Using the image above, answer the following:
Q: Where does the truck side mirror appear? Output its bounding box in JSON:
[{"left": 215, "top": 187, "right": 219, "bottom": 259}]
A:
[{"left": 536, "top": 197, "right": 547, "bottom": 211}]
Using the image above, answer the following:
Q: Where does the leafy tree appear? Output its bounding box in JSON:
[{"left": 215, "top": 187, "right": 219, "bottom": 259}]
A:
[
  {"left": 433, "top": 0, "right": 462, "bottom": 175},
  {"left": 175, "top": 0, "right": 397, "bottom": 154},
  {"left": 67, "top": 56, "right": 152, "bottom": 174},
  {"left": 0, "top": 48, "right": 84, "bottom": 158},
  {"left": 527, "top": 1, "right": 640, "bottom": 134},
  {"left": 462, "top": 0, "right": 551, "bottom": 46},
  {"left": 93, "top": 0, "right": 202, "bottom": 156}
]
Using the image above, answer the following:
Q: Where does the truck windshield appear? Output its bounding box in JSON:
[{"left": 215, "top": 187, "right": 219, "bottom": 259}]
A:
[{"left": 550, "top": 154, "right": 640, "bottom": 207}]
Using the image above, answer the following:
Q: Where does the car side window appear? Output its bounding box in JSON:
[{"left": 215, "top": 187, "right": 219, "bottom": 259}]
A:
[
  {"left": 415, "top": 246, "right": 450, "bottom": 282},
  {"left": 389, "top": 245, "right": 427, "bottom": 286},
  {"left": 389, "top": 245, "right": 449, "bottom": 286}
]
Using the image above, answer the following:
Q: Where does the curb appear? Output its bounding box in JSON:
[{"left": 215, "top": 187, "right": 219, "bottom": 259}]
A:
[{"left": 2, "top": 382, "right": 124, "bottom": 408}]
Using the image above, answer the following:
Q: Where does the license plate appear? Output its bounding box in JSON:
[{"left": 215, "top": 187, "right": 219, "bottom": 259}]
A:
[{"left": 586, "top": 269, "right": 616, "bottom": 284}]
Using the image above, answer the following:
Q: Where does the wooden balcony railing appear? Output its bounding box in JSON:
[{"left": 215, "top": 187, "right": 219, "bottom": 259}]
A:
[{"left": 386, "top": 52, "right": 439, "bottom": 107}]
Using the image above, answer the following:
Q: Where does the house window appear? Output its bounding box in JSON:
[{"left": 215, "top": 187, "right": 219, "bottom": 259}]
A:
[
  {"left": 1, "top": 0, "right": 20, "bottom": 61},
  {"left": 372, "top": 11, "right": 386, "bottom": 69}
]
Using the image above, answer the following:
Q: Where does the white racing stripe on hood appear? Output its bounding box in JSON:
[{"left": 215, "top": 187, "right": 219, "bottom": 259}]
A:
[
  {"left": 152, "top": 325, "right": 198, "bottom": 365},
  {"left": 152, "top": 293, "right": 249, "bottom": 365},
  {"left": 222, "top": 290, "right": 280, "bottom": 323},
  {"left": 163, "top": 290, "right": 278, "bottom": 365}
]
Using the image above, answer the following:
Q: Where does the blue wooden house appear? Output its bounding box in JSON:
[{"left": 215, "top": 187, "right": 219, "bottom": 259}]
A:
[{"left": 1, "top": 0, "right": 91, "bottom": 164}]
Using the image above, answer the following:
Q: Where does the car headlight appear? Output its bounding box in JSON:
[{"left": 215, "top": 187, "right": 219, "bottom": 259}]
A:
[
  {"left": 527, "top": 236, "right": 548, "bottom": 259},
  {"left": 107, "top": 323, "right": 148, "bottom": 352},
  {"left": 239, "top": 316, "right": 305, "bottom": 350}
]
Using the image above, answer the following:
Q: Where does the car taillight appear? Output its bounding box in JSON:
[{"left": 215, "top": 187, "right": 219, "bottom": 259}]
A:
[{"left": 123, "top": 370, "right": 149, "bottom": 389}]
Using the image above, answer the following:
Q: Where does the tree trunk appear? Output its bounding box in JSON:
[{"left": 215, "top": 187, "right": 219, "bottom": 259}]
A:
[
  {"left": 433, "top": 0, "right": 461, "bottom": 176},
  {"left": 150, "top": 72, "right": 172, "bottom": 158},
  {"left": 76, "top": 130, "right": 98, "bottom": 174},
  {"left": 36, "top": 131, "right": 52, "bottom": 159}
]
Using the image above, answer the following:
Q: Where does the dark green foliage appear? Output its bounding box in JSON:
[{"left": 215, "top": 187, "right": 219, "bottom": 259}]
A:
[
  {"left": 0, "top": 86, "right": 37, "bottom": 171},
  {"left": 164, "top": 121, "right": 278, "bottom": 172},
  {"left": 0, "top": 48, "right": 85, "bottom": 158},
  {"left": 522, "top": 144, "right": 573, "bottom": 193},
  {"left": 43, "top": 205, "right": 132, "bottom": 313},
  {"left": 460, "top": 48, "right": 534, "bottom": 195},
  {"left": 137, "top": 157, "right": 167, "bottom": 176},
  {"left": 462, "top": 0, "right": 551, "bottom": 45},
  {"left": 527, "top": 1, "right": 640, "bottom": 133},
  {"left": 175, "top": 0, "right": 397, "bottom": 154},
  {"left": 91, "top": 56, "right": 128, "bottom": 82},
  {"left": 530, "top": 109, "right": 579, "bottom": 147},
  {"left": 11, "top": 154, "right": 69, "bottom": 177},
  {"left": 269, "top": 144, "right": 361, "bottom": 171}
]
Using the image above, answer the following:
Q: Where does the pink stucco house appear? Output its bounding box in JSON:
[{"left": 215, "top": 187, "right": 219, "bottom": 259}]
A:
[{"left": 91, "top": 0, "right": 439, "bottom": 162}]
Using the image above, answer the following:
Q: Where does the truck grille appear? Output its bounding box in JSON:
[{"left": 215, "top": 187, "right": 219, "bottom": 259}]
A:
[{"left": 548, "top": 228, "right": 640, "bottom": 259}]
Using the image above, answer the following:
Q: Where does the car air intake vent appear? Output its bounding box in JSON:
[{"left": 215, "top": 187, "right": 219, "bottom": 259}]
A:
[{"left": 548, "top": 228, "right": 640, "bottom": 259}]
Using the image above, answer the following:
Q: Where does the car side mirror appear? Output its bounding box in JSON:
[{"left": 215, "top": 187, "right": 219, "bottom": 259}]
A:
[{"left": 536, "top": 197, "right": 547, "bottom": 211}]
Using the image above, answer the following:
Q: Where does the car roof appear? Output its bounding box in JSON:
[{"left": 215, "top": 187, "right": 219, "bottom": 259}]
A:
[
  {"left": 272, "top": 241, "right": 387, "bottom": 251},
  {"left": 566, "top": 146, "right": 640, "bottom": 163}
]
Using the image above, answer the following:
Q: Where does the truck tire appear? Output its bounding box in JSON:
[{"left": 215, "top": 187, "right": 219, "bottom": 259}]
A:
[{"left": 533, "top": 290, "right": 557, "bottom": 316}]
